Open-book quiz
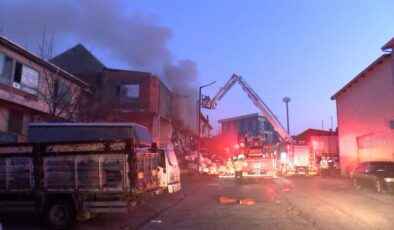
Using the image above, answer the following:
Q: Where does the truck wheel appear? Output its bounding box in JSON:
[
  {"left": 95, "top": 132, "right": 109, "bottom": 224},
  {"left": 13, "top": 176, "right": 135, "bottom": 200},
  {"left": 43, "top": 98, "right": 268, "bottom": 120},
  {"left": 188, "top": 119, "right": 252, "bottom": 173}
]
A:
[
  {"left": 375, "top": 180, "right": 385, "bottom": 193},
  {"left": 46, "top": 200, "right": 76, "bottom": 230}
]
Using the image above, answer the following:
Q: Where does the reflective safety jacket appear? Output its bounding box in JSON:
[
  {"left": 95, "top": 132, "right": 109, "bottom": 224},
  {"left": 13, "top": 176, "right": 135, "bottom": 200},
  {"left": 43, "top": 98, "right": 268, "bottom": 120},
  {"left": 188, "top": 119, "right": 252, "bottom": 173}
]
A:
[
  {"left": 234, "top": 160, "right": 243, "bottom": 172},
  {"left": 320, "top": 158, "right": 329, "bottom": 169}
]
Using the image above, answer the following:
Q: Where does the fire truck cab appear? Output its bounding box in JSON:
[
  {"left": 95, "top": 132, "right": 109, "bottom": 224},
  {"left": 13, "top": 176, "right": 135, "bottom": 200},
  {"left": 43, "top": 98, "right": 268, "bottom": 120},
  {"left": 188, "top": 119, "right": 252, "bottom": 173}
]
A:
[{"left": 237, "top": 133, "right": 277, "bottom": 178}]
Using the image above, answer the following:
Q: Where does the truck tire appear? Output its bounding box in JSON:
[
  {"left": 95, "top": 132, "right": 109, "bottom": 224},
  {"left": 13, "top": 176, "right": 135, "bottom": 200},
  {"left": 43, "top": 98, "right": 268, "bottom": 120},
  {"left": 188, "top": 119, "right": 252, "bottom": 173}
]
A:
[
  {"left": 375, "top": 180, "right": 385, "bottom": 193},
  {"left": 353, "top": 178, "right": 361, "bottom": 190},
  {"left": 46, "top": 200, "right": 76, "bottom": 230}
]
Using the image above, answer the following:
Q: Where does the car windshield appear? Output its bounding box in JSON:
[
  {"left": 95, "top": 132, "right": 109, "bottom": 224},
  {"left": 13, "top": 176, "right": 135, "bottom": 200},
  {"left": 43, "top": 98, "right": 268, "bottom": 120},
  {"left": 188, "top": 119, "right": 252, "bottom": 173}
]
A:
[{"left": 373, "top": 162, "right": 394, "bottom": 172}]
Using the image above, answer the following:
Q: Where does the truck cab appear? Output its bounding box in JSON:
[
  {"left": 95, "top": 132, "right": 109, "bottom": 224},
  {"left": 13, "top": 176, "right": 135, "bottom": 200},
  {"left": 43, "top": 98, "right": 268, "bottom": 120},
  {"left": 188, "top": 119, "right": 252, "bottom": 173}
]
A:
[{"left": 157, "top": 147, "right": 181, "bottom": 193}]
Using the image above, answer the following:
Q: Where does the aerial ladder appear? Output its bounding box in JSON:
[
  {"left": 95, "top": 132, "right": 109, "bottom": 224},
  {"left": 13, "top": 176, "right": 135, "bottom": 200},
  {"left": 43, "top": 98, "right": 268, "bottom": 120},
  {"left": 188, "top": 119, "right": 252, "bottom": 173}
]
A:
[
  {"left": 209, "top": 73, "right": 293, "bottom": 143},
  {"left": 209, "top": 74, "right": 320, "bottom": 176}
]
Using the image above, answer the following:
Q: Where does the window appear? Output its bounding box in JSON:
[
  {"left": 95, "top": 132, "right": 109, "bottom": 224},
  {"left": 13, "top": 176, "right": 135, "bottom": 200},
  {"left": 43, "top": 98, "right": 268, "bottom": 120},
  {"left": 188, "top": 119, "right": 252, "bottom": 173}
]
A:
[
  {"left": 54, "top": 80, "right": 71, "bottom": 104},
  {"left": 114, "top": 85, "right": 121, "bottom": 96},
  {"left": 13, "top": 62, "right": 22, "bottom": 83},
  {"left": 119, "top": 84, "right": 139, "bottom": 102},
  {"left": 166, "top": 150, "right": 178, "bottom": 166},
  {"left": 123, "top": 84, "right": 139, "bottom": 99},
  {"left": 0, "top": 53, "right": 39, "bottom": 94},
  {"left": 20, "top": 65, "right": 39, "bottom": 94},
  {"left": 8, "top": 110, "right": 24, "bottom": 134},
  {"left": 0, "top": 53, "right": 13, "bottom": 84}
]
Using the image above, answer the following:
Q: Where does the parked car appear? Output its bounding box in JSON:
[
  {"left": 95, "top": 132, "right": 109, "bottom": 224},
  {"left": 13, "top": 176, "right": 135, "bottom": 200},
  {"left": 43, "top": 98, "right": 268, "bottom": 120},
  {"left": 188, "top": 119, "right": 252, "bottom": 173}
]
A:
[{"left": 352, "top": 161, "right": 394, "bottom": 193}]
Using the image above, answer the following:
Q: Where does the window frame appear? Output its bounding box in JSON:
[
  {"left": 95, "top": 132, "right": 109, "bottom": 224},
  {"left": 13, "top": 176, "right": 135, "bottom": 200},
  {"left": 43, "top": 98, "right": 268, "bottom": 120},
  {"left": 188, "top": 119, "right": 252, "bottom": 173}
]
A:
[{"left": 0, "top": 52, "right": 40, "bottom": 95}]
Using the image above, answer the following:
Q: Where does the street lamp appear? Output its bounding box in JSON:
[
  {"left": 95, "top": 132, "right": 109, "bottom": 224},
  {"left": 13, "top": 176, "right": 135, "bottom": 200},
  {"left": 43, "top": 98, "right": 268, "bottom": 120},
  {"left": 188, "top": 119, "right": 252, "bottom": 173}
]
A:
[
  {"left": 283, "top": 96, "right": 291, "bottom": 134},
  {"left": 197, "top": 80, "right": 216, "bottom": 173}
]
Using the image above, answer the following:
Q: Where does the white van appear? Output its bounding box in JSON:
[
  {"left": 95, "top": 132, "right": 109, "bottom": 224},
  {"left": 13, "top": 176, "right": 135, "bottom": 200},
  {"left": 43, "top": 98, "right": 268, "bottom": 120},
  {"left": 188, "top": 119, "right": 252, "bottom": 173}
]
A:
[{"left": 158, "top": 147, "right": 181, "bottom": 193}]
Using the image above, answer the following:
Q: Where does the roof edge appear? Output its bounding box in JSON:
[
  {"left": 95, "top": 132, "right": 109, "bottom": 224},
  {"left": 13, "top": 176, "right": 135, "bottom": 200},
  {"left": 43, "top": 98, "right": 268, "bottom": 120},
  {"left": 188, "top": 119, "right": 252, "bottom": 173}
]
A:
[
  {"left": 382, "top": 37, "right": 394, "bottom": 51},
  {"left": 331, "top": 54, "right": 390, "bottom": 100},
  {"left": 0, "top": 36, "right": 89, "bottom": 89},
  {"left": 218, "top": 113, "right": 264, "bottom": 123}
]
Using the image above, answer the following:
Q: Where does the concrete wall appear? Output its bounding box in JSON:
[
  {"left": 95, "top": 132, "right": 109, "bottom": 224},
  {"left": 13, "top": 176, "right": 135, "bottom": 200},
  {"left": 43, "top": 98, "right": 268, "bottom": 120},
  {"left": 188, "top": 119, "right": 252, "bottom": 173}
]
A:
[{"left": 336, "top": 56, "right": 394, "bottom": 176}]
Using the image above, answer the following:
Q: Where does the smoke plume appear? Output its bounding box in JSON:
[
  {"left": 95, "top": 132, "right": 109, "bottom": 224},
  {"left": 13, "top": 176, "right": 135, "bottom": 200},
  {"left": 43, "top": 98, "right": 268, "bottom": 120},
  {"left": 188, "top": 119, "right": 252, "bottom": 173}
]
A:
[{"left": 0, "top": 0, "right": 198, "bottom": 131}]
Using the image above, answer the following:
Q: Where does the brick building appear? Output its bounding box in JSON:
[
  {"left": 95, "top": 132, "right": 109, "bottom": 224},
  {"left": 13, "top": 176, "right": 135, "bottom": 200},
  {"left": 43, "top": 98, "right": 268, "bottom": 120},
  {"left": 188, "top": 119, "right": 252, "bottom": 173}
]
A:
[
  {"left": 0, "top": 36, "right": 90, "bottom": 142},
  {"left": 52, "top": 44, "right": 177, "bottom": 146}
]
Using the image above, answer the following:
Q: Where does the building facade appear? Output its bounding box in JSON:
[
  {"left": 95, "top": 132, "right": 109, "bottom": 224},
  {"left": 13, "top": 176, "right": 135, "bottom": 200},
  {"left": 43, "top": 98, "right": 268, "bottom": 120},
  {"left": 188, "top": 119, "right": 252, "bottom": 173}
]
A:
[
  {"left": 331, "top": 38, "right": 394, "bottom": 176},
  {"left": 98, "top": 68, "right": 173, "bottom": 145},
  {"left": 218, "top": 113, "right": 278, "bottom": 149},
  {"left": 0, "top": 36, "right": 89, "bottom": 142},
  {"left": 52, "top": 44, "right": 176, "bottom": 146}
]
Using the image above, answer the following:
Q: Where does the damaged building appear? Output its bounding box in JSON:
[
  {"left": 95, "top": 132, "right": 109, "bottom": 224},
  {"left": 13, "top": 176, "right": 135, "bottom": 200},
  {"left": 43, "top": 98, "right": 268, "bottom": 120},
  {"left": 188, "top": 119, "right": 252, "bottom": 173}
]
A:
[
  {"left": 0, "top": 36, "right": 90, "bottom": 142},
  {"left": 51, "top": 43, "right": 198, "bottom": 148}
]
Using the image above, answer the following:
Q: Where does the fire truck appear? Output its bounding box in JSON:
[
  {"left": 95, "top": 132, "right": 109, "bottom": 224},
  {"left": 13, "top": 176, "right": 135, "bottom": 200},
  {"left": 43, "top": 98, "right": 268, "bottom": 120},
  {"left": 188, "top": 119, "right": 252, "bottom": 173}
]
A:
[
  {"left": 279, "top": 144, "right": 318, "bottom": 176},
  {"left": 208, "top": 74, "right": 294, "bottom": 178},
  {"left": 237, "top": 133, "right": 277, "bottom": 178}
]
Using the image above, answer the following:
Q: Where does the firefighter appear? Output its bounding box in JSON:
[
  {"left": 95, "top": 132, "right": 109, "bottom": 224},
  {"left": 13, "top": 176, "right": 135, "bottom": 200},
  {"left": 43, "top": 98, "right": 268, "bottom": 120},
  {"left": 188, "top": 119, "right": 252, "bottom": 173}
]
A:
[
  {"left": 233, "top": 156, "right": 244, "bottom": 183},
  {"left": 226, "top": 158, "right": 234, "bottom": 176},
  {"left": 320, "top": 155, "right": 329, "bottom": 178},
  {"left": 327, "top": 155, "right": 335, "bottom": 178}
]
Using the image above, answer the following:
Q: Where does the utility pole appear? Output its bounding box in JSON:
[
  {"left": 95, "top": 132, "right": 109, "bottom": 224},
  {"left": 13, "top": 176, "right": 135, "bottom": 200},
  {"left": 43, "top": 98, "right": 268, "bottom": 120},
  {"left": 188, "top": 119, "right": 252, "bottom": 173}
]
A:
[
  {"left": 282, "top": 96, "right": 291, "bottom": 134},
  {"left": 197, "top": 81, "right": 216, "bottom": 173}
]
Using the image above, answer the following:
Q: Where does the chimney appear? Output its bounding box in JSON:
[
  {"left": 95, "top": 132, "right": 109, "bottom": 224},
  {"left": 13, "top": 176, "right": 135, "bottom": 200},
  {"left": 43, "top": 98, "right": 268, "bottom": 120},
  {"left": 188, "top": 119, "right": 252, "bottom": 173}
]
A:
[{"left": 381, "top": 38, "right": 394, "bottom": 85}]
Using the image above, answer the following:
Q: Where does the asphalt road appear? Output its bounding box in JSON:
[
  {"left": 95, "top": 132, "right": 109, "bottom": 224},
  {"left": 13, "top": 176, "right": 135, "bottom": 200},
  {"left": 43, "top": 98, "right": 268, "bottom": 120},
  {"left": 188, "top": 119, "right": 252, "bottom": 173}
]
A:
[
  {"left": 140, "top": 176, "right": 394, "bottom": 230},
  {"left": 3, "top": 175, "right": 394, "bottom": 230}
]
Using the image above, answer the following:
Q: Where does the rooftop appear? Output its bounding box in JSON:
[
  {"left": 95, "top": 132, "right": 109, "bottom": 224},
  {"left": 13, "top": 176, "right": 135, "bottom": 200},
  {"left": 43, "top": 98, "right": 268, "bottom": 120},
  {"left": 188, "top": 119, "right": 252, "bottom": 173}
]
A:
[
  {"left": 51, "top": 43, "right": 106, "bottom": 76},
  {"left": 218, "top": 113, "right": 265, "bottom": 123},
  {"left": 0, "top": 36, "right": 89, "bottom": 88}
]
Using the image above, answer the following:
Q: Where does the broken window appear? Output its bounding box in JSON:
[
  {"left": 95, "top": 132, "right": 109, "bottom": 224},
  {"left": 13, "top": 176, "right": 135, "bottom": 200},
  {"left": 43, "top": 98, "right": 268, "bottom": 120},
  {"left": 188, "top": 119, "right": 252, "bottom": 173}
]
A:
[
  {"left": 114, "top": 85, "right": 121, "bottom": 96},
  {"left": 54, "top": 80, "right": 71, "bottom": 104},
  {"left": 0, "top": 53, "right": 13, "bottom": 84},
  {"left": 13, "top": 61, "right": 22, "bottom": 83},
  {"left": 120, "top": 84, "right": 139, "bottom": 102},
  {"left": 0, "top": 53, "right": 39, "bottom": 94}
]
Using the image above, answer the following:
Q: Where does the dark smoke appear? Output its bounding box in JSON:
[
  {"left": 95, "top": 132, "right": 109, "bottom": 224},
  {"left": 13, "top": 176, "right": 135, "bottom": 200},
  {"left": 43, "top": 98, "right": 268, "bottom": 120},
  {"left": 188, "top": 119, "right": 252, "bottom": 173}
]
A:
[{"left": 0, "top": 0, "right": 198, "bottom": 131}]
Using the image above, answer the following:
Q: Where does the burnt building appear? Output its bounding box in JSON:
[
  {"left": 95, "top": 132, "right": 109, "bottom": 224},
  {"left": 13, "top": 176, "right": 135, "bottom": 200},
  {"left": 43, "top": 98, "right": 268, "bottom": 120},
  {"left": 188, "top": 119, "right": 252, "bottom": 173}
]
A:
[
  {"left": 0, "top": 36, "right": 90, "bottom": 142},
  {"left": 52, "top": 44, "right": 175, "bottom": 145}
]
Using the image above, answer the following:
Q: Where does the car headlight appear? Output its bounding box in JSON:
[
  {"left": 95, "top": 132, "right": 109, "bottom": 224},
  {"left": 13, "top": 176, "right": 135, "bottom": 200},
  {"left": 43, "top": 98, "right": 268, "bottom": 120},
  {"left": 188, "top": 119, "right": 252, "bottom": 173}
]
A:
[{"left": 383, "top": 178, "right": 394, "bottom": 182}]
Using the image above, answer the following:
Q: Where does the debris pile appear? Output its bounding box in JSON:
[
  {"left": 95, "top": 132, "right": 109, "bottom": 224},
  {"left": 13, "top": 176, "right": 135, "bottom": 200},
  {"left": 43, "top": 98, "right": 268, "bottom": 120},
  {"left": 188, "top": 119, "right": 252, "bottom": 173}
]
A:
[{"left": 218, "top": 196, "right": 256, "bottom": 205}]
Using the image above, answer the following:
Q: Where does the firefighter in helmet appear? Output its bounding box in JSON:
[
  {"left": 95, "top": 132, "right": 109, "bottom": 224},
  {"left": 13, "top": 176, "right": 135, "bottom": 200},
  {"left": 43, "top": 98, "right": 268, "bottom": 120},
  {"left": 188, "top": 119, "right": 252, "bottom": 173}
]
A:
[
  {"left": 233, "top": 155, "right": 244, "bottom": 182},
  {"left": 320, "top": 154, "right": 329, "bottom": 178}
]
